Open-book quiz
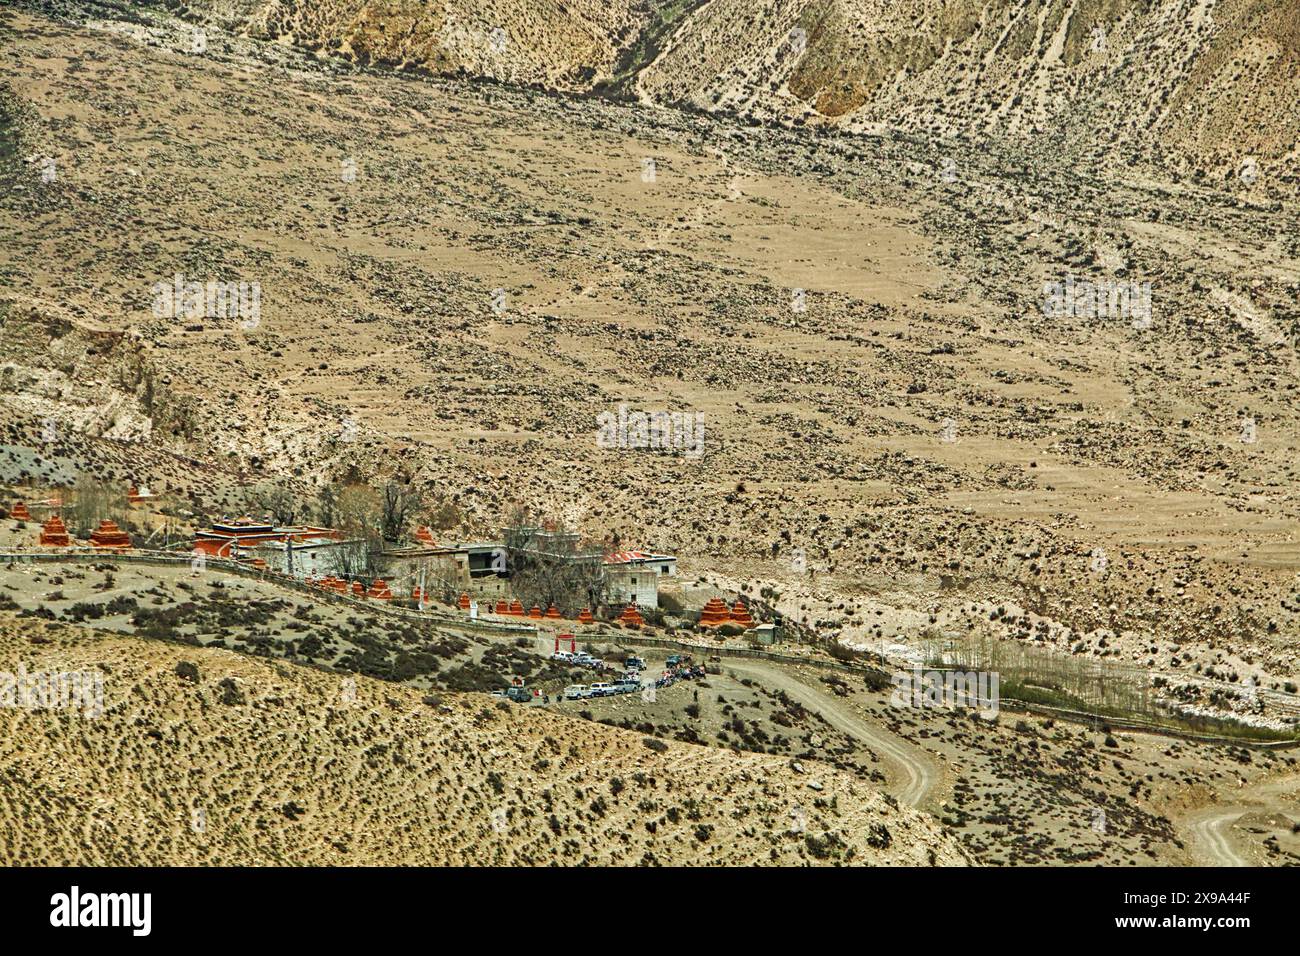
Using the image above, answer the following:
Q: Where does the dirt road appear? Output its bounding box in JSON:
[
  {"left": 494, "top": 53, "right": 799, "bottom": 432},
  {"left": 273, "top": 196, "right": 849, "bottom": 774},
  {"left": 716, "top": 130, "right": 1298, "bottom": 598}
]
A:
[
  {"left": 723, "top": 659, "right": 941, "bottom": 809},
  {"left": 1183, "top": 808, "right": 1251, "bottom": 867},
  {"left": 1178, "top": 772, "right": 1300, "bottom": 867}
]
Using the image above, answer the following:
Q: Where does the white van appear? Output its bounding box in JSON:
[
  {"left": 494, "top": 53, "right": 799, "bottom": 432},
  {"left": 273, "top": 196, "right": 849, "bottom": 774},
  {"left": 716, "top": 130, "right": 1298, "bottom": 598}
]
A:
[{"left": 564, "top": 684, "right": 589, "bottom": 700}]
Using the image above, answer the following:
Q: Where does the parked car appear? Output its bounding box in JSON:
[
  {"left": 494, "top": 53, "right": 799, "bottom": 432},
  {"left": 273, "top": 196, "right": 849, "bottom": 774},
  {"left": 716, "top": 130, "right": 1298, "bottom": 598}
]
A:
[
  {"left": 564, "top": 684, "right": 590, "bottom": 700},
  {"left": 552, "top": 651, "right": 575, "bottom": 662},
  {"left": 589, "top": 682, "right": 615, "bottom": 697}
]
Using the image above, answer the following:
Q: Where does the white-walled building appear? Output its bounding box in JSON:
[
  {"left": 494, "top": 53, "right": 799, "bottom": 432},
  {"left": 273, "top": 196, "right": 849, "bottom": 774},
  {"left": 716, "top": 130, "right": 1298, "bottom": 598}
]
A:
[{"left": 603, "top": 550, "right": 677, "bottom": 607}]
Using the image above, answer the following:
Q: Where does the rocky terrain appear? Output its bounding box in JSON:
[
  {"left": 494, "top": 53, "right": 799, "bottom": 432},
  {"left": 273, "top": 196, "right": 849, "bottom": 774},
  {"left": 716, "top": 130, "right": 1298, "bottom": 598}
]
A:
[
  {"left": 3, "top": 544, "right": 1296, "bottom": 866},
  {"left": 1, "top": 1, "right": 1298, "bottom": 866},
  {"left": 110, "top": 0, "right": 1300, "bottom": 197},
  {"left": 635, "top": 0, "right": 1300, "bottom": 192},
  {"left": 6, "top": 3, "right": 1297, "bottom": 691},
  {"left": 0, "top": 614, "right": 966, "bottom": 865}
]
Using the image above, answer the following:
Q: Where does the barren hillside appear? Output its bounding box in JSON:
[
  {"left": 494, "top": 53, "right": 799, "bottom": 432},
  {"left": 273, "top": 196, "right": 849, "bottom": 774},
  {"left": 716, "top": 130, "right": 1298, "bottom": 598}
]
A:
[
  {"left": 636, "top": 0, "right": 1300, "bottom": 190},
  {"left": 78, "top": 0, "right": 646, "bottom": 89},
  {"left": 0, "top": 615, "right": 965, "bottom": 865},
  {"left": 2, "top": 2, "right": 1300, "bottom": 872},
  {"left": 131, "top": 0, "right": 1300, "bottom": 193},
  {"left": 3, "top": 3, "right": 1300, "bottom": 696}
]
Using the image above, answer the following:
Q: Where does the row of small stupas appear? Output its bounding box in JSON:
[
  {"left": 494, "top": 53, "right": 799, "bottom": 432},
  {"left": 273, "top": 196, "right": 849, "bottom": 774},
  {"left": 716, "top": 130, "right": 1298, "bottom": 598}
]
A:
[
  {"left": 306, "top": 579, "right": 606, "bottom": 623},
  {"left": 11, "top": 502, "right": 136, "bottom": 551},
  {"left": 297, "top": 576, "right": 668, "bottom": 629},
  {"left": 303, "top": 577, "right": 747, "bottom": 631},
  {"left": 307, "top": 576, "right": 395, "bottom": 601},
  {"left": 697, "top": 597, "right": 755, "bottom": 628}
]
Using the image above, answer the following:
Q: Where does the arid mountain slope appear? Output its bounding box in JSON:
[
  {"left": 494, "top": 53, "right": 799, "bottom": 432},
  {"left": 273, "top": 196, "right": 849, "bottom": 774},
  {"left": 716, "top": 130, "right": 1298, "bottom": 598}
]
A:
[
  {"left": 637, "top": 0, "right": 1300, "bottom": 188},
  {"left": 139, "top": 0, "right": 1300, "bottom": 190},
  {"left": 120, "top": 0, "right": 645, "bottom": 89},
  {"left": 3, "top": 5, "right": 1300, "bottom": 693},
  {"left": 0, "top": 616, "right": 966, "bottom": 865}
]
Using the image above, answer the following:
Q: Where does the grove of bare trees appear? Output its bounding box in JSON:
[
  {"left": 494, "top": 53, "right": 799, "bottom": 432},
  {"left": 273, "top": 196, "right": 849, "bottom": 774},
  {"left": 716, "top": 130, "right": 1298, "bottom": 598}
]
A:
[{"left": 502, "top": 506, "right": 608, "bottom": 615}]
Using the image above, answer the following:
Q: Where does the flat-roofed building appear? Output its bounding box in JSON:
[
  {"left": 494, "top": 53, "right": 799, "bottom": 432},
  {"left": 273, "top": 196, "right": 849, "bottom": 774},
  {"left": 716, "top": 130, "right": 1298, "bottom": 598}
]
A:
[
  {"left": 382, "top": 538, "right": 506, "bottom": 591},
  {"left": 193, "top": 517, "right": 360, "bottom": 579},
  {"left": 603, "top": 549, "right": 677, "bottom": 608}
]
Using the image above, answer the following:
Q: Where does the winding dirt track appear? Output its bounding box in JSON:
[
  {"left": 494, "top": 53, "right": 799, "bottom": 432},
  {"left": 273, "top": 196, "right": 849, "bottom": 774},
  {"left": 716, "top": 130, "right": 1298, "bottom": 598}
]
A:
[
  {"left": 723, "top": 659, "right": 941, "bottom": 808},
  {"left": 726, "top": 655, "right": 1300, "bottom": 867},
  {"left": 1183, "top": 808, "right": 1250, "bottom": 867},
  {"left": 1178, "top": 773, "right": 1300, "bottom": 866}
]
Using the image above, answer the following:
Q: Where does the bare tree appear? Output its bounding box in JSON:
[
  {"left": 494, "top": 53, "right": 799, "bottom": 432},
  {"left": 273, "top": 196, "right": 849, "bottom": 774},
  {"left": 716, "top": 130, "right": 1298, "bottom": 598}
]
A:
[
  {"left": 250, "top": 481, "right": 299, "bottom": 528},
  {"left": 332, "top": 538, "right": 372, "bottom": 579},
  {"left": 64, "top": 476, "right": 122, "bottom": 538},
  {"left": 509, "top": 558, "right": 606, "bottom": 615},
  {"left": 236, "top": 482, "right": 300, "bottom": 526},
  {"left": 314, "top": 482, "right": 341, "bottom": 529},
  {"left": 381, "top": 479, "right": 421, "bottom": 544},
  {"left": 335, "top": 484, "right": 387, "bottom": 577},
  {"left": 501, "top": 510, "right": 607, "bottom": 614},
  {"left": 502, "top": 504, "right": 540, "bottom": 576}
]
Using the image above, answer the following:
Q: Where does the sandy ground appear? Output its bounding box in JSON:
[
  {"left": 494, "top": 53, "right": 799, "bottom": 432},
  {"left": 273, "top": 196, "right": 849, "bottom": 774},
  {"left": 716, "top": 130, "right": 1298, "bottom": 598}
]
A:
[{"left": 1179, "top": 772, "right": 1300, "bottom": 866}]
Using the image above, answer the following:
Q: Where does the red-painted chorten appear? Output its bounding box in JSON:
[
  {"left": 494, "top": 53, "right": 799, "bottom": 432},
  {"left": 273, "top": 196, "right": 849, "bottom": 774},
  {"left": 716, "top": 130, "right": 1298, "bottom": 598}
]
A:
[
  {"left": 39, "top": 515, "right": 70, "bottom": 546},
  {"left": 89, "top": 520, "right": 131, "bottom": 550}
]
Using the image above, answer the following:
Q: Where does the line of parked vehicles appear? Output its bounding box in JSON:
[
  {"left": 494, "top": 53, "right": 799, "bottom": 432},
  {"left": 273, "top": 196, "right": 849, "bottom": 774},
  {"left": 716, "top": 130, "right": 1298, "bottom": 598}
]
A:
[
  {"left": 552, "top": 649, "right": 622, "bottom": 672},
  {"left": 557, "top": 652, "right": 704, "bottom": 701},
  {"left": 491, "top": 652, "right": 707, "bottom": 705}
]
